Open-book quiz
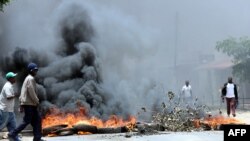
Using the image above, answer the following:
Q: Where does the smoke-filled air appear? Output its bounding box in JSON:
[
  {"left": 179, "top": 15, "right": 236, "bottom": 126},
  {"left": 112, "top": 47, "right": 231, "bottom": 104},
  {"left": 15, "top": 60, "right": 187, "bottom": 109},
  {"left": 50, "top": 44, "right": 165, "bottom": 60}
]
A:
[{"left": 1, "top": 0, "right": 250, "bottom": 120}]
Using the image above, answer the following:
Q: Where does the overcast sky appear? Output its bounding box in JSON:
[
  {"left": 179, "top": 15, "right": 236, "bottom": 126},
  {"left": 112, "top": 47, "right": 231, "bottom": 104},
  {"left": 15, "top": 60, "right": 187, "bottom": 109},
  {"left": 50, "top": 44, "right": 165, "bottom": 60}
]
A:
[{"left": 1, "top": 0, "right": 250, "bottom": 60}]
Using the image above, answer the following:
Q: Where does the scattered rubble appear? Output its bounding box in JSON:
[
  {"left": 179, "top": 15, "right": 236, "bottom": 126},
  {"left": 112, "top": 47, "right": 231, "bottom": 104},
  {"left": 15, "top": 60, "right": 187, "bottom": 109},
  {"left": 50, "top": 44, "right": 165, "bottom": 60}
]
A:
[{"left": 152, "top": 91, "right": 211, "bottom": 132}]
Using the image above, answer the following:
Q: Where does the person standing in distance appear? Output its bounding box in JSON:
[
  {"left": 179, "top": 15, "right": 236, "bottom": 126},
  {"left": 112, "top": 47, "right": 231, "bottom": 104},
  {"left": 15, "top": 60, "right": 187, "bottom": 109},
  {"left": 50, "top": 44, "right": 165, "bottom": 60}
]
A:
[
  {"left": 8, "top": 63, "right": 45, "bottom": 141},
  {"left": 181, "top": 80, "right": 193, "bottom": 104}
]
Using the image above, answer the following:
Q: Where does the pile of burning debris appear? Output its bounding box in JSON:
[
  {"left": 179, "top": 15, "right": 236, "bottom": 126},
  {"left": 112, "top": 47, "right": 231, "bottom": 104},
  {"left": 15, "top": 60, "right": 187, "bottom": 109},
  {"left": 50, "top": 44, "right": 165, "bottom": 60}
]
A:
[
  {"left": 151, "top": 91, "right": 211, "bottom": 132},
  {"left": 42, "top": 91, "right": 244, "bottom": 137},
  {"left": 133, "top": 91, "right": 245, "bottom": 135},
  {"left": 151, "top": 91, "right": 244, "bottom": 132}
]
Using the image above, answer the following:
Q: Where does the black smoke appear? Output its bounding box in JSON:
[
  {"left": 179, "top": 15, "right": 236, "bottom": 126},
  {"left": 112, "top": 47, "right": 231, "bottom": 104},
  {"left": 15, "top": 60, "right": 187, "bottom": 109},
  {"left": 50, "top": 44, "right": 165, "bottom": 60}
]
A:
[{"left": 0, "top": 3, "right": 130, "bottom": 120}]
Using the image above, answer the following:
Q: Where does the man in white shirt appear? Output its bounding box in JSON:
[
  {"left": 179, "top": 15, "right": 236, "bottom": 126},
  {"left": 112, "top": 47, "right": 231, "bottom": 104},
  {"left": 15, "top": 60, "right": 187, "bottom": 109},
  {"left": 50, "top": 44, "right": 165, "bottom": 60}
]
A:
[
  {"left": 222, "top": 77, "right": 238, "bottom": 117},
  {"left": 0, "top": 72, "right": 18, "bottom": 133},
  {"left": 181, "top": 80, "right": 193, "bottom": 104}
]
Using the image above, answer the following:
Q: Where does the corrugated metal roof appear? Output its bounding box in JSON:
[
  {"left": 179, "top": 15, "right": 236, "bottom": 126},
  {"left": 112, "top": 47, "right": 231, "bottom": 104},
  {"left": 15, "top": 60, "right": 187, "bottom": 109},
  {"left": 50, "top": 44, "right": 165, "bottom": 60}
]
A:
[{"left": 196, "top": 59, "right": 234, "bottom": 70}]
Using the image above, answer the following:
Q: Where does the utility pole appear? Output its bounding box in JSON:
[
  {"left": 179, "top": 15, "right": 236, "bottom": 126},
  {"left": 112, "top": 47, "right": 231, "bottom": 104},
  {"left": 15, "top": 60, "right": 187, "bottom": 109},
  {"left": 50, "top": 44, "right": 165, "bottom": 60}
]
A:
[
  {"left": 174, "top": 12, "right": 179, "bottom": 93},
  {"left": 174, "top": 12, "right": 179, "bottom": 68}
]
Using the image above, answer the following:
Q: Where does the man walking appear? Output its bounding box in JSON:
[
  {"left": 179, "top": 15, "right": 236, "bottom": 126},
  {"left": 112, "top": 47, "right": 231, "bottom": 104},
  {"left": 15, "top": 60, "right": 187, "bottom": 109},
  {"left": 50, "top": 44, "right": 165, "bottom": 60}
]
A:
[
  {"left": 8, "top": 63, "right": 45, "bottom": 141},
  {"left": 0, "top": 72, "right": 18, "bottom": 133},
  {"left": 222, "top": 77, "right": 238, "bottom": 117}
]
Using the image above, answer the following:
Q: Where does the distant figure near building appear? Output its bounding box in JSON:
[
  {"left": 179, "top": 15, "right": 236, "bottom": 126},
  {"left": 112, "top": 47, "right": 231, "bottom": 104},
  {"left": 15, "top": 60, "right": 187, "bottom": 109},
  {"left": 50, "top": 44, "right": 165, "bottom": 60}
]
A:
[
  {"left": 181, "top": 80, "right": 193, "bottom": 104},
  {"left": 221, "top": 77, "right": 238, "bottom": 117}
]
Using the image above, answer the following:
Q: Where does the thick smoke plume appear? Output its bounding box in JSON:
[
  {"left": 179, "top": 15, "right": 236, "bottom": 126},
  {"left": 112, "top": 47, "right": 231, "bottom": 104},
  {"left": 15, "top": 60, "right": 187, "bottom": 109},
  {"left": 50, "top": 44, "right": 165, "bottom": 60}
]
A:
[{"left": 0, "top": 0, "right": 163, "bottom": 120}]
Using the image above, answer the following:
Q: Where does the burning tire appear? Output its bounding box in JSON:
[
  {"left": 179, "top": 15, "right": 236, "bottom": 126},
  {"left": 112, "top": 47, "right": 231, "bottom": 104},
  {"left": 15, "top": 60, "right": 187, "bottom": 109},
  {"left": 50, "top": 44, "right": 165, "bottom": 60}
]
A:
[
  {"left": 72, "top": 124, "right": 97, "bottom": 133},
  {"left": 97, "top": 126, "right": 128, "bottom": 134},
  {"left": 42, "top": 124, "right": 68, "bottom": 136},
  {"left": 56, "top": 128, "right": 75, "bottom": 136}
]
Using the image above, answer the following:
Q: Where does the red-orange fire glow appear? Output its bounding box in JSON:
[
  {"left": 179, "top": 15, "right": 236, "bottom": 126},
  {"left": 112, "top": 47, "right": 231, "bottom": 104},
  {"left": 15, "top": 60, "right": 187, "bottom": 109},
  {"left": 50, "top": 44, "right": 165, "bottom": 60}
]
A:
[
  {"left": 194, "top": 115, "right": 245, "bottom": 129},
  {"left": 42, "top": 107, "right": 136, "bottom": 129}
]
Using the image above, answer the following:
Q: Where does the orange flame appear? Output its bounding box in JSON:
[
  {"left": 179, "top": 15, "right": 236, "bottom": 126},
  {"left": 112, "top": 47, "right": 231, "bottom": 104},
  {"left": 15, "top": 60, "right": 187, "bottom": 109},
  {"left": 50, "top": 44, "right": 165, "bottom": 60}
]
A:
[
  {"left": 194, "top": 115, "right": 245, "bottom": 129},
  {"left": 42, "top": 107, "right": 136, "bottom": 129}
]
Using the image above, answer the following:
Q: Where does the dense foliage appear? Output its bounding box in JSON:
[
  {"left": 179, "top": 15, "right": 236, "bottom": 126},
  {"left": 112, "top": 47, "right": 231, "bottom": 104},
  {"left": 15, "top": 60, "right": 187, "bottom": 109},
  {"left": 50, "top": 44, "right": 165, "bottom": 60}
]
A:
[
  {"left": 216, "top": 37, "right": 250, "bottom": 83},
  {"left": 0, "top": 0, "right": 11, "bottom": 11}
]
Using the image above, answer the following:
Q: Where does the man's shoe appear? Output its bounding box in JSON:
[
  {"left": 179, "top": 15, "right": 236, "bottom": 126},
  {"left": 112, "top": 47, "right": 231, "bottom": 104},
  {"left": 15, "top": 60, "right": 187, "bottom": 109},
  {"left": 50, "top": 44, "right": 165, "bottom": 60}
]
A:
[
  {"left": 8, "top": 133, "right": 21, "bottom": 141},
  {"left": 233, "top": 114, "right": 236, "bottom": 117},
  {"left": 2, "top": 132, "right": 8, "bottom": 139}
]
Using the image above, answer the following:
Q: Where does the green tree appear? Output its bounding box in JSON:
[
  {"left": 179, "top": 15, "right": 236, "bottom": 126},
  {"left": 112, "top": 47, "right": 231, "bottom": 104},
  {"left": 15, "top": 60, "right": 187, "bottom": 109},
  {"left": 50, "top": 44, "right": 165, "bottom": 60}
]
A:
[
  {"left": 0, "top": 0, "right": 11, "bottom": 11},
  {"left": 216, "top": 37, "right": 250, "bottom": 83}
]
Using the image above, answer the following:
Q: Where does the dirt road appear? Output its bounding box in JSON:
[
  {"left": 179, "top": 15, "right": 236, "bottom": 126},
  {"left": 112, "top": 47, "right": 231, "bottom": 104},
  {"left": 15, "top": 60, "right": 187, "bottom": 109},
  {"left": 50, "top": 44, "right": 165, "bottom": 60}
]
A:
[{"left": 1, "top": 109, "right": 249, "bottom": 141}]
